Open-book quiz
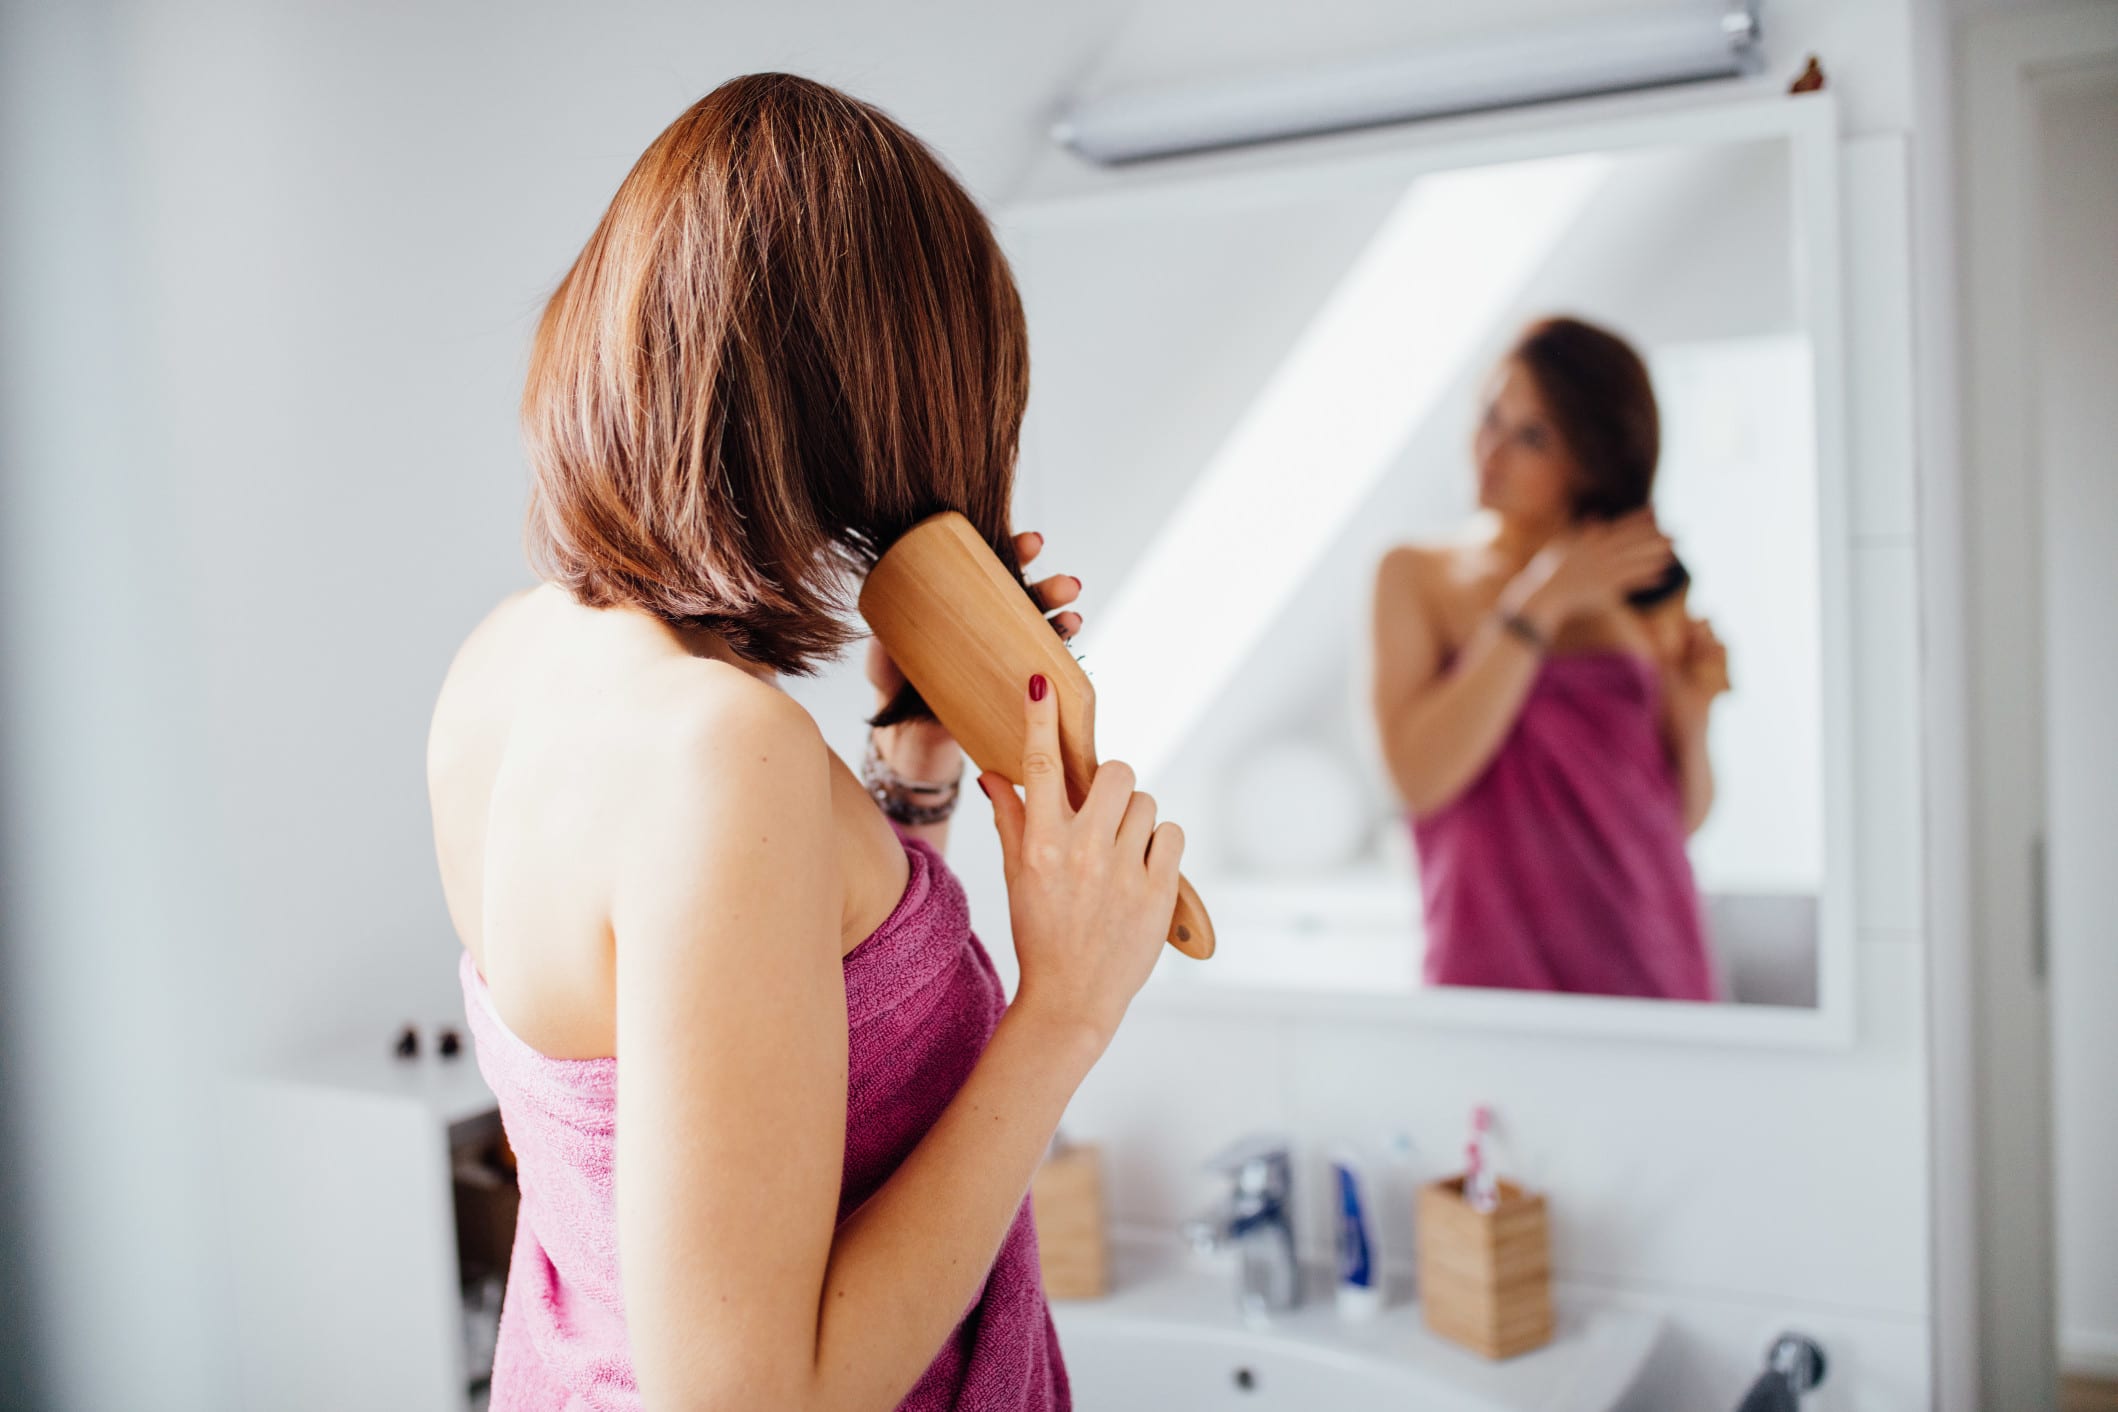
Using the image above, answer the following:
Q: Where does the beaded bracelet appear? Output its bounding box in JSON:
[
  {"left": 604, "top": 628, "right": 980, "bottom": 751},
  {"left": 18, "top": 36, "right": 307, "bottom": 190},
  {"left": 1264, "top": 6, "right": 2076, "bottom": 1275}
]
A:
[
  {"left": 861, "top": 725, "right": 965, "bottom": 825},
  {"left": 1498, "top": 609, "right": 1548, "bottom": 652}
]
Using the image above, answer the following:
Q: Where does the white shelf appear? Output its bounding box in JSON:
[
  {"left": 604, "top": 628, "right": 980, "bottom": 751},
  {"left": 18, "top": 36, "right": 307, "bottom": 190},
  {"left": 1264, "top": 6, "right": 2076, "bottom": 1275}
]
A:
[
  {"left": 272, "top": 1032, "right": 500, "bottom": 1130},
  {"left": 225, "top": 1036, "right": 501, "bottom": 1412}
]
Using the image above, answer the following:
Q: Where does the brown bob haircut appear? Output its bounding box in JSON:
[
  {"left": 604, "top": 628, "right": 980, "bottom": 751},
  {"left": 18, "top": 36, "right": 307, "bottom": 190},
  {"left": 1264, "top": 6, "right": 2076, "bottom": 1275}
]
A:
[
  {"left": 1504, "top": 315, "right": 1660, "bottom": 521},
  {"left": 522, "top": 72, "right": 1030, "bottom": 728}
]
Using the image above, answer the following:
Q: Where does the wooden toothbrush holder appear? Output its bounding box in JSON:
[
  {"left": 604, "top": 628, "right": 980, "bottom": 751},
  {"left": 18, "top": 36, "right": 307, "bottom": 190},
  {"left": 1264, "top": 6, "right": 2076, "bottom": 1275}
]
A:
[
  {"left": 1415, "top": 1174, "right": 1555, "bottom": 1359},
  {"left": 1030, "top": 1141, "right": 1110, "bottom": 1299}
]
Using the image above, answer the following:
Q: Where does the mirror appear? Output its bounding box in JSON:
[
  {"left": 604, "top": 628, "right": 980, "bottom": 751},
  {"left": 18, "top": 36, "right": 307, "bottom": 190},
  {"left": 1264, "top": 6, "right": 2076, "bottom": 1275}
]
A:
[{"left": 1002, "top": 93, "right": 1853, "bottom": 1042}]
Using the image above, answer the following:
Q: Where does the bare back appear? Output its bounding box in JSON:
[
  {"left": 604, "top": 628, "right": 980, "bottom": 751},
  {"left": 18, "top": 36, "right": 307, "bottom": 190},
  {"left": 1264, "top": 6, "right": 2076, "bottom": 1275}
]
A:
[{"left": 425, "top": 582, "right": 914, "bottom": 1059}]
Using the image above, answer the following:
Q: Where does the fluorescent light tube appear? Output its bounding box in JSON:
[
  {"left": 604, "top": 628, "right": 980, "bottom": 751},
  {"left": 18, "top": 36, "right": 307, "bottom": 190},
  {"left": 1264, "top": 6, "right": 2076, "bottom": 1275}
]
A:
[{"left": 1052, "top": 2, "right": 1763, "bottom": 165}]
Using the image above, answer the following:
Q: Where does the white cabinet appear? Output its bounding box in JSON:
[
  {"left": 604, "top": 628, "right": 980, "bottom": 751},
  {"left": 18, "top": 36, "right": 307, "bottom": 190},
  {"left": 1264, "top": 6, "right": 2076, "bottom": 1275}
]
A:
[{"left": 225, "top": 1034, "right": 508, "bottom": 1412}]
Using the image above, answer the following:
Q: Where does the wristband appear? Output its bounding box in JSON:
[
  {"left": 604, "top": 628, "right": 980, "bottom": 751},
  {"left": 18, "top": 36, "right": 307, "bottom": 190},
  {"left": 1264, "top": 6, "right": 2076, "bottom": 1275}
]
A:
[
  {"left": 1498, "top": 610, "right": 1547, "bottom": 652},
  {"left": 861, "top": 726, "right": 964, "bottom": 825}
]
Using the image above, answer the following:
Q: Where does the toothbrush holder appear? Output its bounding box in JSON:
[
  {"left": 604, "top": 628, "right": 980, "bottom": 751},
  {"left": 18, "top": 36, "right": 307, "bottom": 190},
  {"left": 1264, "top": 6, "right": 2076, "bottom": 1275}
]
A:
[
  {"left": 1030, "top": 1141, "right": 1110, "bottom": 1299},
  {"left": 1414, "top": 1174, "right": 1554, "bottom": 1359}
]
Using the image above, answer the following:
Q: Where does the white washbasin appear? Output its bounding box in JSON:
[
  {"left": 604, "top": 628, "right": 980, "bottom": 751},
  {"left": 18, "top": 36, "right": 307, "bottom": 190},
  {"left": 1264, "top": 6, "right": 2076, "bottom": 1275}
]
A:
[{"left": 1049, "top": 1243, "right": 1661, "bottom": 1412}]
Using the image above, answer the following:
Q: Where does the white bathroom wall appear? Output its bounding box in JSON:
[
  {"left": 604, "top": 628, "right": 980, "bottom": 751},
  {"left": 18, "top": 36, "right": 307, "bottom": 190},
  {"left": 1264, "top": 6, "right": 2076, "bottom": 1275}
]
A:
[
  {"left": 0, "top": 6, "right": 243, "bottom": 1406},
  {"left": 2035, "top": 66, "right": 2118, "bottom": 1382},
  {"left": 0, "top": 3, "right": 1948, "bottom": 1410}
]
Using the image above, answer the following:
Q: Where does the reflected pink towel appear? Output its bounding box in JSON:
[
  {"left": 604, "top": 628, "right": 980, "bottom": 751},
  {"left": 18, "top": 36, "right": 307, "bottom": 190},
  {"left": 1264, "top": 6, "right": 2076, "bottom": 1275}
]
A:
[
  {"left": 459, "top": 825, "right": 1069, "bottom": 1410},
  {"left": 1410, "top": 650, "right": 1719, "bottom": 1001}
]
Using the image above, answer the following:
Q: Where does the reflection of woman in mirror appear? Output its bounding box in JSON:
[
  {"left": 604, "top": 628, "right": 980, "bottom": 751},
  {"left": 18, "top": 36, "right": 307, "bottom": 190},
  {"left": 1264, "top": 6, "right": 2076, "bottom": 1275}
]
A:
[{"left": 1369, "top": 316, "right": 1731, "bottom": 1000}]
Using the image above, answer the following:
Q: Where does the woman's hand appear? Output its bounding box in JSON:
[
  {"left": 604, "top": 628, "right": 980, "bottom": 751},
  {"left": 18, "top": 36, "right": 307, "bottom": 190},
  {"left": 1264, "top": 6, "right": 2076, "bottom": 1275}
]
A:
[
  {"left": 1665, "top": 615, "right": 1730, "bottom": 738},
  {"left": 1504, "top": 509, "right": 1674, "bottom": 637},
  {"left": 976, "top": 674, "right": 1183, "bottom": 1050}
]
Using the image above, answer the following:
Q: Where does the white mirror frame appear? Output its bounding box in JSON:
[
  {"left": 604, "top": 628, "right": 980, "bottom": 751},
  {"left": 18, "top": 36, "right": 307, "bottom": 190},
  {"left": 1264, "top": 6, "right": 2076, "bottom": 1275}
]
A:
[{"left": 1001, "top": 83, "right": 1855, "bottom": 1049}]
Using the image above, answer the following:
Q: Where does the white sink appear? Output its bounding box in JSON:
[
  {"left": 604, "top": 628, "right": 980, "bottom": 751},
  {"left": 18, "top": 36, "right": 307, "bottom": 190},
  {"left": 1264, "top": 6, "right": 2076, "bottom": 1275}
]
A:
[{"left": 1049, "top": 1244, "right": 1662, "bottom": 1412}]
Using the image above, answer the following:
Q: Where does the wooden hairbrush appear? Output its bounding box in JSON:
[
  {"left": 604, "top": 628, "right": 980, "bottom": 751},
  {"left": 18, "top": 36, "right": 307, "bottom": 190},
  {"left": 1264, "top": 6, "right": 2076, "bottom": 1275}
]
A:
[{"left": 857, "top": 511, "right": 1214, "bottom": 960}]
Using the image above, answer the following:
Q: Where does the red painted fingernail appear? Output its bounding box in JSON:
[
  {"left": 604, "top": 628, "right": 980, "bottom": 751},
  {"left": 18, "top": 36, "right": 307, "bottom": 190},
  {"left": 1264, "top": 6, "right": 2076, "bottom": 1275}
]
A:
[{"left": 1030, "top": 673, "right": 1047, "bottom": 701}]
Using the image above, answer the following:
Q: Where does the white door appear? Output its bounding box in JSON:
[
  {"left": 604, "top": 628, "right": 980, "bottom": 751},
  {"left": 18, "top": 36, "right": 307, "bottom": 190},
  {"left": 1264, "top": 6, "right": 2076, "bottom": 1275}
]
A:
[{"left": 2035, "top": 59, "right": 2118, "bottom": 1389}]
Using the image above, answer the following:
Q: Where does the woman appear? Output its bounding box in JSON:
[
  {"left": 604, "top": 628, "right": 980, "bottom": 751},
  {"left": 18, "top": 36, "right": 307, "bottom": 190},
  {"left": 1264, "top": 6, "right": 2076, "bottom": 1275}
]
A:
[
  {"left": 1368, "top": 316, "right": 1730, "bottom": 1001},
  {"left": 427, "top": 74, "right": 1184, "bottom": 1410}
]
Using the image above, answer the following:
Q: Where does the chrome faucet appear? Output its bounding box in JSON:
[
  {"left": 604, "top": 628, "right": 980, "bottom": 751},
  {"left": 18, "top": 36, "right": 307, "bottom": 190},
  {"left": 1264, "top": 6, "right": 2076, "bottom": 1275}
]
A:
[{"left": 1180, "top": 1135, "right": 1302, "bottom": 1320}]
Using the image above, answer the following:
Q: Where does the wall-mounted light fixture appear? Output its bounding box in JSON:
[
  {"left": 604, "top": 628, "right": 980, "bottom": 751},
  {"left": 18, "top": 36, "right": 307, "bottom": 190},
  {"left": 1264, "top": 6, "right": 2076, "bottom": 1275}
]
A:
[{"left": 1051, "top": 1, "right": 1764, "bottom": 165}]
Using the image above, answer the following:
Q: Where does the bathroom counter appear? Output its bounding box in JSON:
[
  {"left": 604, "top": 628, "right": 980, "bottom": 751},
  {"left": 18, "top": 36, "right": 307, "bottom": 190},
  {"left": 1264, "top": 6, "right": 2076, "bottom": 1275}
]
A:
[{"left": 1048, "top": 1239, "right": 1662, "bottom": 1412}]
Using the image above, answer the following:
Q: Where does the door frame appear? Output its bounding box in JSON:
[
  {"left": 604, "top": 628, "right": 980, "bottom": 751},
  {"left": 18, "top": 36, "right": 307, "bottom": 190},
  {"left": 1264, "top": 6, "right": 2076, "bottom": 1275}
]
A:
[{"left": 1935, "top": 8, "right": 2118, "bottom": 1410}]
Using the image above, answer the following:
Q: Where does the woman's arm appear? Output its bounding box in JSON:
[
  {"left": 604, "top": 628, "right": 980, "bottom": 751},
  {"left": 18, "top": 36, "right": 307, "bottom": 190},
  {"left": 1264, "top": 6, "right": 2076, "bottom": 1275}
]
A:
[
  {"left": 1372, "top": 517, "right": 1678, "bottom": 816},
  {"left": 869, "top": 706, "right": 963, "bottom": 855},
  {"left": 612, "top": 686, "right": 1101, "bottom": 1412},
  {"left": 1649, "top": 592, "right": 1725, "bottom": 835},
  {"left": 1368, "top": 547, "right": 1547, "bottom": 817},
  {"left": 1664, "top": 711, "right": 1716, "bottom": 835}
]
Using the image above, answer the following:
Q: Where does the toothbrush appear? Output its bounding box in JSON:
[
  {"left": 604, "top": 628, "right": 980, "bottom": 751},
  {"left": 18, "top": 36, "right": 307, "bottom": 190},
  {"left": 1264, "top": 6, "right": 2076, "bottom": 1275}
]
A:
[{"left": 1465, "top": 1105, "right": 1498, "bottom": 1213}]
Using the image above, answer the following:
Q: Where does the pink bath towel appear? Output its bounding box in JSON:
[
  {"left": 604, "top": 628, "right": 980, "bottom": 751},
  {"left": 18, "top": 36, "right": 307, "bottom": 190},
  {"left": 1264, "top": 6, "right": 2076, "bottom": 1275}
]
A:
[
  {"left": 459, "top": 823, "right": 1069, "bottom": 1410},
  {"left": 1410, "top": 649, "right": 1719, "bottom": 1001}
]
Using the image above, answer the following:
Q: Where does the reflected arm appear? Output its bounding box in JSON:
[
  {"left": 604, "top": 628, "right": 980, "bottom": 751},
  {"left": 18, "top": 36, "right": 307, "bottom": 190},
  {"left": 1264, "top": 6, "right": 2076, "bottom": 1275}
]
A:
[
  {"left": 1665, "top": 711, "right": 1717, "bottom": 835},
  {"left": 1368, "top": 547, "right": 1546, "bottom": 817},
  {"left": 1648, "top": 591, "right": 1718, "bottom": 835}
]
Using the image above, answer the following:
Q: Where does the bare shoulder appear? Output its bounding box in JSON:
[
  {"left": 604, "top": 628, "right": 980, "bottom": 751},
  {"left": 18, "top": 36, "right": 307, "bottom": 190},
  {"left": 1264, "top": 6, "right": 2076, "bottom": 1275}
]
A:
[
  {"left": 1377, "top": 538, "right": 1472, "bottom": 585},
  {"left": 437, "top": 583, "right": 540, "bottom": 680},
  {"left": 605, "top": 660, "right": 841, "bottom": 963},
  {"left": 429, "top": 585, "right": 539, "bottom": 715},
  {"left": 609, "top": 660, "right": 834, "bottom": 865},
  {"left": 628, "top": 657, "right": 826, "bottom": 774},
  {"left": 1376, "top": 541, "right": 1438, "bottom": 578},
  {"left": 426, "top": 585, "right": 539, "bottom": 781},
  {"left": 1373, "top": 543, "right": 1433, "bottom": 605},
  {"left": 1374, "top": 540, "right": 1467, "bottom": 625}
]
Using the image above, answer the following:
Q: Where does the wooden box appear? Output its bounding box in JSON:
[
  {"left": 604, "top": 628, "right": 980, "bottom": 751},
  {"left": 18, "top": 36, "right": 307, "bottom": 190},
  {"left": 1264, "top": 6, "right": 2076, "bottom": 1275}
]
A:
[
  {"left": 1030, "top": 1141, "right": 1110, "bottom": 1299},
  {"left": 1414, "top": 1175, "right": 1554, "bottom": 1359}
]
